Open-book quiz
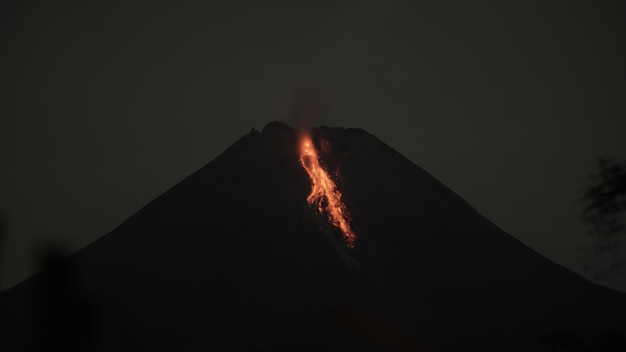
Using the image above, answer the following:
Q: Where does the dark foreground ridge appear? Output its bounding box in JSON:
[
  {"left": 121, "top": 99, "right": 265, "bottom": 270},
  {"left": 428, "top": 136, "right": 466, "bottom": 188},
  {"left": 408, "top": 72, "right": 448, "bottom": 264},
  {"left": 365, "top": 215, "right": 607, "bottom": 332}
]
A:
[{"left": 1, "top": 121, "right": 625, "bottom": 351}]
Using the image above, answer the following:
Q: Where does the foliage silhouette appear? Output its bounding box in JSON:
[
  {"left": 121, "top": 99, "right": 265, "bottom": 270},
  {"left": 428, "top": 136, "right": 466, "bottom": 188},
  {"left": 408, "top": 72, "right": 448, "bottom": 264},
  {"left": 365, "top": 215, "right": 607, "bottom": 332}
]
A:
[{"left": 580, "top": 157, "right": 626, "bottom": 281}]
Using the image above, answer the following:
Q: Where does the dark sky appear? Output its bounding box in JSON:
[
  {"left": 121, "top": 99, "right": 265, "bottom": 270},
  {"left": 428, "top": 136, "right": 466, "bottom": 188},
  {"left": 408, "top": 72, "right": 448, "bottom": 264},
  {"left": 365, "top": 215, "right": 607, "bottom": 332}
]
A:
[{"left": 1, "top": 0, "right": 625, "bottom": 292}]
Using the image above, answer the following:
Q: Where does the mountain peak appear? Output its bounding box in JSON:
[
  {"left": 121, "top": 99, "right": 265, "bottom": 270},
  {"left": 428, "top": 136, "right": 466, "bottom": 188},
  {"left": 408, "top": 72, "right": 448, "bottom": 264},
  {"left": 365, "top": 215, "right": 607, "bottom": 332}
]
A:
[{"left": 261, "top": 120, "right": 294, "bottom": 133}]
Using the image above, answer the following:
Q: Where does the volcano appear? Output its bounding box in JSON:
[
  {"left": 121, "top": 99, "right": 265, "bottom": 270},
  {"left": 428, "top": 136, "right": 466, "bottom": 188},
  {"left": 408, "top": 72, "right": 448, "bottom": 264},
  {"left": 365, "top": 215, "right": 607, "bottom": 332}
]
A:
[{"left": 1, "top": 121, "right": 625, "bottom": 351}]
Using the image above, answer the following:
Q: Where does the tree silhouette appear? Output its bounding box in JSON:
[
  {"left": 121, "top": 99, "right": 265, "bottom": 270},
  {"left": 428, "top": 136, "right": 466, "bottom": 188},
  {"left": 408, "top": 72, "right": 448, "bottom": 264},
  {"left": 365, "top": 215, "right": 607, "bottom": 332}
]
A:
[{"left": 580, "top": 157, "right": 626, "bottom": 281}]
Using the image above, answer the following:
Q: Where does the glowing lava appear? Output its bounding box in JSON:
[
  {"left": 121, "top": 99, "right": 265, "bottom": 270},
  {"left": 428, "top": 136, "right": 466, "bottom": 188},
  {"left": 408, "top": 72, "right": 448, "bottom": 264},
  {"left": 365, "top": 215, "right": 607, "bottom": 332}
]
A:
[{"left": 299, "top": 133, "right": 357, "bottom": 248}]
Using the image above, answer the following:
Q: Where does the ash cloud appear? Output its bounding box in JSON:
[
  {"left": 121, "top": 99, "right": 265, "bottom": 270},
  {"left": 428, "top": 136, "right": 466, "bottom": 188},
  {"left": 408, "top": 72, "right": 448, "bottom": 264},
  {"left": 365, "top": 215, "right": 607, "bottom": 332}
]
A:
[{"left": 286, "top": 86, "right": 333, "bottom": 132}]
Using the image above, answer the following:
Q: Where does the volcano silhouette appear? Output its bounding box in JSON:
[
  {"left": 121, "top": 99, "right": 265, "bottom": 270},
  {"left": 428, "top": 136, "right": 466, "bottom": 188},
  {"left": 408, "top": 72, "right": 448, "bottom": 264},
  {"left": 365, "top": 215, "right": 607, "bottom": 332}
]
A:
[{"left": 1, "top": 121, "right": 625, "bottom": 351}]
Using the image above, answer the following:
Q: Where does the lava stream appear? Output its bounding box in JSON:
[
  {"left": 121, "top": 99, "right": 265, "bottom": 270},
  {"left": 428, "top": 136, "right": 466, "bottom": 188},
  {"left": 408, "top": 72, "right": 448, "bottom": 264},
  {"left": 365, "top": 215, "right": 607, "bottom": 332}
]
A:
[{"left": 299, "top": 133, "right": 357, "bottom": 248}]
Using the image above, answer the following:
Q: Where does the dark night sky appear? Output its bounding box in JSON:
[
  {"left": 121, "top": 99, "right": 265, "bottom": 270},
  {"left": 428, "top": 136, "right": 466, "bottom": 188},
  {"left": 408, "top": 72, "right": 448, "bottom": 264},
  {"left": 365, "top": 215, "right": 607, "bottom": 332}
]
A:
[{"left": 1, "top": 0, "right": 625, "bottom": 292}]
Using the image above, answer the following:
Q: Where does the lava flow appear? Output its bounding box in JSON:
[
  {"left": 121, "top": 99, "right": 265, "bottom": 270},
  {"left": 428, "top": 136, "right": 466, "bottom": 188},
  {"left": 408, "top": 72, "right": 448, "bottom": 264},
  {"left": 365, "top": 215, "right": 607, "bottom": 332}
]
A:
[{"left": 299, "top": 133, "right": 357, "bottom": 248}]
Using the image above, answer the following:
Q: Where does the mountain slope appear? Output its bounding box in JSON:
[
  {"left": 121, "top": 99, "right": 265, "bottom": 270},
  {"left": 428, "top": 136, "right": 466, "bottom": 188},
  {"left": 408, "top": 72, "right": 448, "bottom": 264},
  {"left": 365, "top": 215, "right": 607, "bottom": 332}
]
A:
[{"left": 1, "top": 121, "right": 624, "bottom": 352}]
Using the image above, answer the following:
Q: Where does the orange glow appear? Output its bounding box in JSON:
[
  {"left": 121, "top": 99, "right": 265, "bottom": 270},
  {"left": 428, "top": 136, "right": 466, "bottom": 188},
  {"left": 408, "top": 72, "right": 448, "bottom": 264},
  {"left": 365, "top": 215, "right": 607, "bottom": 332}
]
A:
[{"left": 299, "top": 133, "right": 357, "bottom": 248}]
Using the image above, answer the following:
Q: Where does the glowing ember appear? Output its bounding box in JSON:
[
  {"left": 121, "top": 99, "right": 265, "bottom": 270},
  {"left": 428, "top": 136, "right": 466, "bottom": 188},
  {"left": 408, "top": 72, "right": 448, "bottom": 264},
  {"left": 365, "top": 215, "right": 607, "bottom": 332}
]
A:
[{"left": 299, "top": 133, "right": 357, "bottom": 248}]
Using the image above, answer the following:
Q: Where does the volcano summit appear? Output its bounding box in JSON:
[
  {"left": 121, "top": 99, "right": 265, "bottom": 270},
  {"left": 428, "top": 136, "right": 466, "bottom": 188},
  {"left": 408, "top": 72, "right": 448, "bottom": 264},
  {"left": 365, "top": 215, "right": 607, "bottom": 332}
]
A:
[{"left": 1, "top": 121, "right": 625, "bottom": 351}]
